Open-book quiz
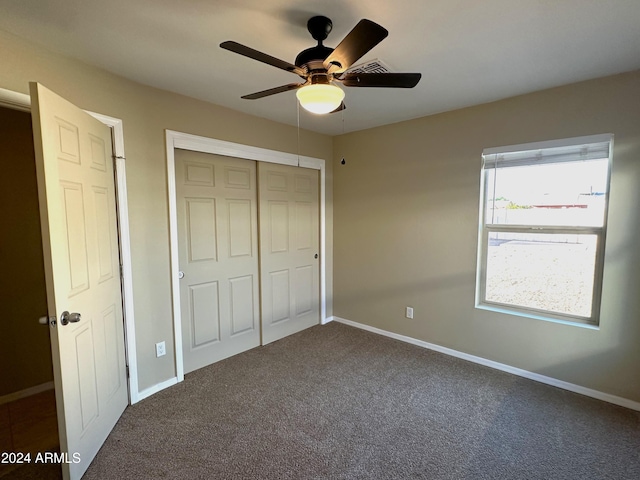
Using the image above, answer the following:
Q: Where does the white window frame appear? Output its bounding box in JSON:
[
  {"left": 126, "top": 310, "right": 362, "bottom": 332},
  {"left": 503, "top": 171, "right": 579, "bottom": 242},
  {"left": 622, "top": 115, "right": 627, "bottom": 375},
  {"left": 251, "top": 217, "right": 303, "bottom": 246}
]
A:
[{"left": 475, "top": 134, "right": 614, "bottom": 328}]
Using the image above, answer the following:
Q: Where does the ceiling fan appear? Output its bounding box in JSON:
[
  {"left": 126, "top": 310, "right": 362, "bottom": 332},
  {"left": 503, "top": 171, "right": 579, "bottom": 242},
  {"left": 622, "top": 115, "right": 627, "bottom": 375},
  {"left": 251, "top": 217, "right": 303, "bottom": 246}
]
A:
[{"left": 220, "top": 16, "right": 421, "bottom": 114}]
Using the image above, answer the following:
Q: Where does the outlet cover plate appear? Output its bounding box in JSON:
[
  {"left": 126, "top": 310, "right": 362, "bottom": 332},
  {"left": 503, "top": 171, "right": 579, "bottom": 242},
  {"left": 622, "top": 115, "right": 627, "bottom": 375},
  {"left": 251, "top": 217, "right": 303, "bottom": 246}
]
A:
[{"left": 155, "top": 341, "right": 166, "bottom": 357}]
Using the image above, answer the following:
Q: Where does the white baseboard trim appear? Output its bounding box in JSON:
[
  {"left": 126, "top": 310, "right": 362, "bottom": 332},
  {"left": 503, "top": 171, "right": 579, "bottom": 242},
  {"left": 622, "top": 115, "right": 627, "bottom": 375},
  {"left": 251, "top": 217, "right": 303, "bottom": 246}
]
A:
[
  {"left": 0, "top": 381, "right": 55, "bottom": 405},
  {"left": 136, "top": 377, "right": 178, "bottom": 403},
  {"left": 330, "top": 316, "right": 640, "bottom": 412}
]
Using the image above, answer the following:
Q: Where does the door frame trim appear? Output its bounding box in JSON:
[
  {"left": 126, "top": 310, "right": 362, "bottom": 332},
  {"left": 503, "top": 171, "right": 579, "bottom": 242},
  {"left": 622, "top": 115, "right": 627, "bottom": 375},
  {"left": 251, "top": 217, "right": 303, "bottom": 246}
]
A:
[
  {"left": 0, "top": 87, "right": 140, "bottom": 404},
  {"left": 165, "top": 129, "right": 327, "bottom": 382}
]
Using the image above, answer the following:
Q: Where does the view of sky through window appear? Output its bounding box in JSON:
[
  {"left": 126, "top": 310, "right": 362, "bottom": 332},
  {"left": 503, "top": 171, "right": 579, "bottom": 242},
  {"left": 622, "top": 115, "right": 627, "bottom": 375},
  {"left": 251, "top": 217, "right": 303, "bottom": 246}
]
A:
[{"left": 485, "top": 158, "right": 608, "bottom": 227}]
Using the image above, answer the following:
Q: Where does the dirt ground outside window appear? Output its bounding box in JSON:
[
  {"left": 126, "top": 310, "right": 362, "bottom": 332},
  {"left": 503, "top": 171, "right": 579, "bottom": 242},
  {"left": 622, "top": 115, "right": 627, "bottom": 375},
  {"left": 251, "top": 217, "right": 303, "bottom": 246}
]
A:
[{"left": 485, "top": 239, "right": 596, "bottom": 318}]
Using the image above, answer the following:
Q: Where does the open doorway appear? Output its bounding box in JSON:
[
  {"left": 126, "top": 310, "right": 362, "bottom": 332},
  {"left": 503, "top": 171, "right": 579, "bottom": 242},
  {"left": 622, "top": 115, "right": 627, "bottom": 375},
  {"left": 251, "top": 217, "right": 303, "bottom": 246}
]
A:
[
  {"left": 0, "top": 106, "right": 61, "bottom": 478},
  {"left": 0, "top": 85, "right": 138, "bottom": 478}
]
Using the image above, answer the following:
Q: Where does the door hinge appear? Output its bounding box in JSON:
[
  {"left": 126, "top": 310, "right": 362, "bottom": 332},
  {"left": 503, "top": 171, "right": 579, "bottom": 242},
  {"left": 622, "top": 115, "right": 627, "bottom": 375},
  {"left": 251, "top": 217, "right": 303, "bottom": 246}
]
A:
[{"left": 126, "top": 365, "right": 130, "bottom": 379}]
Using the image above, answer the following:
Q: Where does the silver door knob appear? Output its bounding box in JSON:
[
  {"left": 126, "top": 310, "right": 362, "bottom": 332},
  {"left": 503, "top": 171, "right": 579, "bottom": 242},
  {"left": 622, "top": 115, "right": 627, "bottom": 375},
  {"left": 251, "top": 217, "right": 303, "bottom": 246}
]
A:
[
  {"left": 178, "top": 271, "right": 185, "bottom": 279},
  {"left": 60, "top": 311, "right": 81, "bottom": 326}
]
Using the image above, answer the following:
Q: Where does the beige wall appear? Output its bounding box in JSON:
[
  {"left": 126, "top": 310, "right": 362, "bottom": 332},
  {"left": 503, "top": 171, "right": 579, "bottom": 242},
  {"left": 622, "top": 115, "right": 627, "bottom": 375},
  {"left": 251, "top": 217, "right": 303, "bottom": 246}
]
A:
[
  {"left": 333, "top": 70, "right": 640, "bottom": 402},
  {"left": 0, "top": 29, "right": 334, "bottom": 392},
  {"left": 0, "top": 107, "right": 52, "bottom": 396}
]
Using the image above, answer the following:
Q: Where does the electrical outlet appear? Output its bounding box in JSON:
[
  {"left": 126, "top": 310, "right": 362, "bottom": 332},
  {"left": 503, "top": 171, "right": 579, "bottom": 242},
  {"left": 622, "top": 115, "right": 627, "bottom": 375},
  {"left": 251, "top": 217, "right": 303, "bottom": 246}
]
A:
[
  {"left": 155, "top": 341, "right": 166, "bottom": 358},
  {"left": 405, "top": 306, "right": 414, "bottom": 319}
]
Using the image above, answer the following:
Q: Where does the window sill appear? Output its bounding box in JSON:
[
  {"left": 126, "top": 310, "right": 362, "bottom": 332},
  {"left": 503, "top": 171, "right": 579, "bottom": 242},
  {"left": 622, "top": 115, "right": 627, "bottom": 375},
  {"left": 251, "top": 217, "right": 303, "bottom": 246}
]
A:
[{"left": 475, "top": 302, "right": 600, "bottom": 330}]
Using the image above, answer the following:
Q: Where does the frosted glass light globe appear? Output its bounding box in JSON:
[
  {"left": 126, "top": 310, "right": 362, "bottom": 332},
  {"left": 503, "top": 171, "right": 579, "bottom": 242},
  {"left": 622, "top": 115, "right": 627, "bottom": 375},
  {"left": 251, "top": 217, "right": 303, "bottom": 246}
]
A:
[{"left": 296, "top": 84, "right": 345, "bottom": 114}]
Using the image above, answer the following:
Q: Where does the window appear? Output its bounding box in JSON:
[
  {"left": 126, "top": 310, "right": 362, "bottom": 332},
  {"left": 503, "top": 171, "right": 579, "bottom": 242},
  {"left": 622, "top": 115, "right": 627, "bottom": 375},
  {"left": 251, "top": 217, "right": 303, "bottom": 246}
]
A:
[{"left": 476, "top": 134, "right": 613, "bottom": 326}]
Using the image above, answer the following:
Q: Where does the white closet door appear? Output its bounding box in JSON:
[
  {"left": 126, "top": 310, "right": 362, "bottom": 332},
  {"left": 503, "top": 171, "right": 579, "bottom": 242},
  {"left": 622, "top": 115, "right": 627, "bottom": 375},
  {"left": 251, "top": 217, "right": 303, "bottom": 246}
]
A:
[
  {"left": 259, "top": 163, "right": 320, "bottom": 344},
  {"left": 175, "top": 150, "right": 260, "bottom": 374}
]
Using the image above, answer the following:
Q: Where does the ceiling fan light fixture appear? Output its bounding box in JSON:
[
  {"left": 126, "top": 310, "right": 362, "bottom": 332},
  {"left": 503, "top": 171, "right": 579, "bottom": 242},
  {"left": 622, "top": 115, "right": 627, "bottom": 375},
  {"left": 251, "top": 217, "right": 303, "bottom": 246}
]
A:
[{"left": 296, "top": 83, "right": 345, "bottom": 114}]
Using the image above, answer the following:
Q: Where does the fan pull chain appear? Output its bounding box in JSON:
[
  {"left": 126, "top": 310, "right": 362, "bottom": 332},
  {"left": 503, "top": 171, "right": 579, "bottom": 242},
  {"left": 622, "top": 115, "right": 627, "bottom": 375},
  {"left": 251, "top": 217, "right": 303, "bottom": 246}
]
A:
[
  {"left": 296, "top": 99, "right": 301, "bottom": 167},
  {"left": 339, "top": 104, "right": 346, "bottom": 165}
]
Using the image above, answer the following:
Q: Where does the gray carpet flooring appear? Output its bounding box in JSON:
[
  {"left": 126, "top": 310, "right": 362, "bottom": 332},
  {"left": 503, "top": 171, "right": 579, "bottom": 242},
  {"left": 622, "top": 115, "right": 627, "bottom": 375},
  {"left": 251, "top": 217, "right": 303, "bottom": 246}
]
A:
[{"left": 77, "top": 322, "right": 639, "bottom": 479}]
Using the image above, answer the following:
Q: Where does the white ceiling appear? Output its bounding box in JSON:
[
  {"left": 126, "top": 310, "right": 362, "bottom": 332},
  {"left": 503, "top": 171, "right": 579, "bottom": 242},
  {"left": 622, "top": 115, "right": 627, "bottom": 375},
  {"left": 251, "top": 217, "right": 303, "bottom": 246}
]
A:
[{"left": 1, "top": 0, "right": 639, "bottom": 136}]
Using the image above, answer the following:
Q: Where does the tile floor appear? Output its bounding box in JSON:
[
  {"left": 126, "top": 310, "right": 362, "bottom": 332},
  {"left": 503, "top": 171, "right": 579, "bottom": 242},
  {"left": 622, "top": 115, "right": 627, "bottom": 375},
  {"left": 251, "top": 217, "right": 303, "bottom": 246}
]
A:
[{"left": 0, "top": 389, "right": 60, "bottom": 478}]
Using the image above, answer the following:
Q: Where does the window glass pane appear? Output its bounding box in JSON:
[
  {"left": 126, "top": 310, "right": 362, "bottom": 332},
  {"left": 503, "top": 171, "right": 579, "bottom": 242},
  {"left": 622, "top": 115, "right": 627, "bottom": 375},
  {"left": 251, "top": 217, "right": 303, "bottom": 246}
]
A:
[
  {"left": 485, "top": 159, "right": 608, "bottom": 227},
  {"left": 485, "top": 232, "right": 597, "bottom": 318}
]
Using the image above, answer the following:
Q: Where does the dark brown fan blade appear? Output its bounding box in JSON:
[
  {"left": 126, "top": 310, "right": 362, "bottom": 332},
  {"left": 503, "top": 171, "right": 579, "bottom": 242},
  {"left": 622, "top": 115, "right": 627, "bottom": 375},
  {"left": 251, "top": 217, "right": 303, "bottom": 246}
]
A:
[
  {"left": 330, "top": 102, "right": 346, "bottom": 113},
  {"left": 241, "top": 83, "right": 303, "bottom": 100},
  {"left": 221, "top": 41, "right": 307, "bottom": 77},
  {"left": 339, "top": 73, "right": 421, "bottom": 88},
  {"left": 323, "top": 19, "right": 388, "bottom": 74}
]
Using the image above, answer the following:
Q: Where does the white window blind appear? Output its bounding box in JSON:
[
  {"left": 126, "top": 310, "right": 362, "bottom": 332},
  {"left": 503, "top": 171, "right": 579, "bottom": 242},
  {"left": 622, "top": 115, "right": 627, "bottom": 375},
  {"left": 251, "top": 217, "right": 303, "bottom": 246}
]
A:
[{"left": 483, "top": 135, "right": 612, "bottom": 168}]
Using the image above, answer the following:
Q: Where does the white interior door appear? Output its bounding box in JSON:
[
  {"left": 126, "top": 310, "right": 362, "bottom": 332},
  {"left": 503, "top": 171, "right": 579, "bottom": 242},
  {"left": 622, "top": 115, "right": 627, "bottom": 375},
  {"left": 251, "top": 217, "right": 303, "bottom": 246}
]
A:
[
  {"left": 259, "top": 163, "right": 320, "bottom": 344},
  {"left": 175, "top": 149, "right": 260, "bottom": 374},
  {"left": 30, "top": 83, "right": 128, "bottom": 480}
]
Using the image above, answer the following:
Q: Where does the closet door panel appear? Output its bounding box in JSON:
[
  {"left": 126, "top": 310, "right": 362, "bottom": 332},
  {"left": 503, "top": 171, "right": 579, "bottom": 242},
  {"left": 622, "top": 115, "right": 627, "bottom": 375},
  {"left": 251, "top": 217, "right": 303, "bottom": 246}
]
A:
[
  {"left": 259, "top": 163, "right": 320, "bottom": 345},
  {"left": 176, "top": 150, "right": 259, "bottom": 374}
]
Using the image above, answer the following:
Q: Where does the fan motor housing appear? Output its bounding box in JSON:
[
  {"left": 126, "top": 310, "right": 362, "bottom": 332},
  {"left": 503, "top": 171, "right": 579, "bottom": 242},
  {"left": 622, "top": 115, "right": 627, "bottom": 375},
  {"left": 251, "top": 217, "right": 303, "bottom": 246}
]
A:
[{"left": 295, "top": 45, "right": 334, "bottom": 69}]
